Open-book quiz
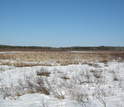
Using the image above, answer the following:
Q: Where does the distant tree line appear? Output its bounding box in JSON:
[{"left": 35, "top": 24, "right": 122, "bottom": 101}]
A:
[{"left": 0, "top": 45, "right": 124, "bottom": 51}]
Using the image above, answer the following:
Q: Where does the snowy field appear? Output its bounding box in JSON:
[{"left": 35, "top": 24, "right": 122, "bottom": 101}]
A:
[{"left": 0, "top": 61, "right": 124, "bottom": 107}]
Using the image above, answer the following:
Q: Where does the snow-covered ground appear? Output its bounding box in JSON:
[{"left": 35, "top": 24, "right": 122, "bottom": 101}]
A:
[
  {"left": 0, "top": 51, "right": 23, "bottom": 54},
  {"left": 0, "top": 61, "right": 124, "bottom": 107}
]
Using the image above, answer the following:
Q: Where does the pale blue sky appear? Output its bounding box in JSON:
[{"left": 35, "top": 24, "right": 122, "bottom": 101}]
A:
[{"left": 0, "top": 0, "right": 124, "bottom": 47}]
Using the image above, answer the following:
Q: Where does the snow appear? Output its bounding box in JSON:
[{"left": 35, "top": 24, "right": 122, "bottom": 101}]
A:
[
  {"left": 0, "top": 61, "right": 124, "bottom": 107},
  {"left": 0, "top": 51, "right": 23, "bottom": 54}
]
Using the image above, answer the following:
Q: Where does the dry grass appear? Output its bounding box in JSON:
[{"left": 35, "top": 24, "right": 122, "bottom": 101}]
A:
[
  {"left": 37, "top": 72, "right": 50, "bottom": 77},
  {"left": 0, "top": 51, "right": 124, "bottom": 66}
]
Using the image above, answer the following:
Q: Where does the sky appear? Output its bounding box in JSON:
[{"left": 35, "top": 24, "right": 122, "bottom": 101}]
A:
[{"left": 0, "top": 0, "right": 124, "bottom": 47}]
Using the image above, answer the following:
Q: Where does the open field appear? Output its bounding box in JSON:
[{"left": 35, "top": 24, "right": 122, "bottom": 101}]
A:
[
  {"left": 0, "top": 50, "right": 124, "bottom": 107},
  {"left": 0, "top": 51, "right": 124, "bottom": 66}
]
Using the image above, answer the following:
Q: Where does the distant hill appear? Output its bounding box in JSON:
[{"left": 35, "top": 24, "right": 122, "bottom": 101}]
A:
[{"left": 0, "top": 45, "right": 124, "bottom": 51}]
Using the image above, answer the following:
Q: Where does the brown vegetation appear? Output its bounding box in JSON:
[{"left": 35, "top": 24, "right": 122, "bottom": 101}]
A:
[{"left": 0, "top": 51, "right": 124, "bottom": 66}]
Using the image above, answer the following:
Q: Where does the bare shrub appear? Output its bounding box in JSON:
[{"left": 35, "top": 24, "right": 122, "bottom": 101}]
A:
[
  {"left": 52, "top": 88, "right": 65, "bottom": 99},
  {"left": 93, "top": 86, "right": 107, "bottom": 107},
  {"left": 0, "top": 84, "right": 20, "bottom": 99},
  {"left": 2, "top": 76, "right": 50, "bottom": 99},
  {"left": 23, "top": 76, "right": 50, "bottom": 95},
  {"left": 36, "top": 68, "right": 50, "bottom": 77},
  {"left": 44, "top": 78, "right": 65, "bottom": 99},
  {"left": 61, "top": 76, "right": 70, "bottom": 80},
  {"left": 37, "top": 72, "right": 50, "bottom": 77},
  {"left": 70, "top": 88, "right": 89, "bottom": 103}
]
